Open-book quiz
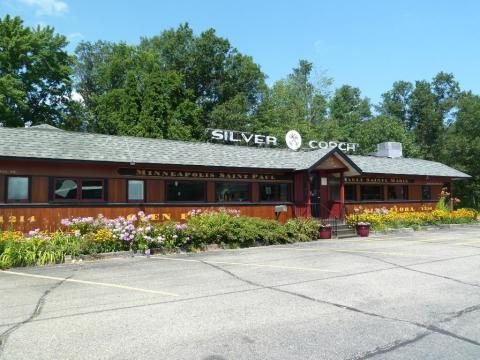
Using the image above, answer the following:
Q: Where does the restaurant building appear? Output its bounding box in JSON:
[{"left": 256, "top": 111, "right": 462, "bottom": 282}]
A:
[{"left": 0, "top": 125, "right": 470, "bottom": 231}]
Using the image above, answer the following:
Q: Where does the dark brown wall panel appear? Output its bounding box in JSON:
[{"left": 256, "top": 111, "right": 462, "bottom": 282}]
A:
[
  {"left": 108, "top": 179, "right": 126, "bottom": 203},
  {"left": 146, "top": 179, "right": 164, "bottom": 202},
  {"left": 31, "top": 176, "right": 49, "bottom": 203},
  {"left": 207, "top": 182, "right": 215, "bottom": 202},
  {"left": 432, "top": 185, "right": 443, "bottom": 199},
  {"left": 0, "top": 175, "right": 4, "bottom": 203},
  {"left": 251, "top": 183, "right": 259, "bottom": 202},
  {"left": 410, "top": 185, "right": 421, "bottom": 200}
]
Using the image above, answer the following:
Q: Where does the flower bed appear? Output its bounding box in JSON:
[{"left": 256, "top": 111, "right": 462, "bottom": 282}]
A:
[
  {"left": 0, "top": 210, "right": 321, "bottom": 269},
  {"left": 346, "top": 207, "right": 478, "bottom": 231}
]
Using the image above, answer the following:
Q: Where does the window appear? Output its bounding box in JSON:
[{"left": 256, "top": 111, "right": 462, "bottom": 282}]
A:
[
  {"left": 422, "top": 185, "right": 432, "bottom": 200},
  {"left": 260, "top": 183, "right": 289, "bottom": 202},
  {"left": 387, "top": 185, "right": 409, "bottom": 200},
  {"left": 361, "top": 185, "right": 384, "bottom": 201},
  {"left": 215, "top": 183, "right": 250, "bottom": 202},
  {"left": 166, "top": 181, "right": 205, "bottom": 202},
  {"left": 81, "top": 180, "right": 104, "bottom": 200},
  {"left": 54, "top": 178, "right": 104, "bottom": 201},
  {"left": 328, "top": 177, "right": 340, "bottom": 201},
  {"left": 7, "top": 176, "right": 29, "bottom": 202},
  {"left": 345, "top": 184, "right": 356, "bottom": 201},
  {"left": 128, "top": 180, "right": 145, "bottom": 202}
]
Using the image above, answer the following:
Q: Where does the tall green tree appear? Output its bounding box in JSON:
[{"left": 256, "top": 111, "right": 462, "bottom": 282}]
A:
[
  {"left": 0, "top": 15, "right": 75, "bottom": 127},
  {"left": 75, "top": 24, "right": 266, "bottom": 139},
  {"left": 254, "top": 60, "right": 330, "bottom": 142},
  {"left": 440, "top": 93, "right": 480, "bottom": 208},
  {"left": 353, "top": 115, "right": 419, "bottom": 157},
  {"left": 378, "top": 80, "right": 413, "bottom": 128},
  {"left": 329, "top": 85, "right": 371, "bottom": 139}
]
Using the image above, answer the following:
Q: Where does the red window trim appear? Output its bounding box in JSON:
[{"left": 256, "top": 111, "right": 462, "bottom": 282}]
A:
[
  {"left": 53, "top": 178, "right": 105, "bottom": 202},
  {"left": 127, "top": 179, "right": 145, "bottom": 203},
  {"left": 6, "top": 176, "right": 30, "bottom": 203}
]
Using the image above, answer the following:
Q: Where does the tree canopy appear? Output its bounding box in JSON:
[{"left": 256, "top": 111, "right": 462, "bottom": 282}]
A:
[{"left": 0, "top": 15, "right": 74, "bottom": 128}]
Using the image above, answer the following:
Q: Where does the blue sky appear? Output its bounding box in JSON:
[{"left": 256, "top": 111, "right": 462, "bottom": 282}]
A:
[{"left": 2, "top": 0, "right": 479, "bottom": 104}]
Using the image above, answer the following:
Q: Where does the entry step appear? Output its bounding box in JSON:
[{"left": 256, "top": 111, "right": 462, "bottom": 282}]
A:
[{"left": 335, "top": 224, "right": 357, "bottom": 239}]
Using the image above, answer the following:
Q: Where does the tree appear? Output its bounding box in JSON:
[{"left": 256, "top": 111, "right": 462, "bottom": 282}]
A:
[
  {"left": 0, "top": 15, "right": 75, "bottom": 127},
  {"left": 75, "top": 24, "right": 266, "bottom": 139},
  {"left": 329, "top": 85, "right": 371, "bottom": 139},
  {"left": 354, "top": 115, "right": 420, "bottom": 157},
  {"left": 440, "top": 93, "right": 480, "bottom": 208},
  {"left": 254, "top": 60, "right": 330, "bottom": 142},
  {"left": 378, "top": 80, "right": 413, "bottom": 128}
]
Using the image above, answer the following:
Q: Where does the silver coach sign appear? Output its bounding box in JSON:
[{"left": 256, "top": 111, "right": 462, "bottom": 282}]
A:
[{"left": 209, "top": 128, "right": 358, "bottom": 152}]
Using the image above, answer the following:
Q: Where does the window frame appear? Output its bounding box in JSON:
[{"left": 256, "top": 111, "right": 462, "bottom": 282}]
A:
[
  {"left": 421, "top": 185, "right": 432, "bottom": 201},
  {"left": 52, "top": 178, "right": 105, "bottom": 202},
  {"left": 165, "top": 180, "right": 207, "bottom": 203},
  {"left": 127, "top": 179, "right": 145, "bottom": 203},
  {"left": 6, "top": 176, "right": 30, "bottom": 203},
  {"left": 344, "top": 184, "right": 357, "bottom": 202},
  {"left": 215, "top": 182, "right": 251, "bottom": 203},
  {"left": 259, "top": 183, "right": 291, "bottom": 202}
]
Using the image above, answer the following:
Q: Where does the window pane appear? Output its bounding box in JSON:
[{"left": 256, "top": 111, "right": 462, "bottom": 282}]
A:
[
  {"left": 81, "top": 180, "right": 104, "bottom": 200},
  {"left": 387, "top": 185, "right": 409, "bottom": 200},
  {"left": 55, "top": 179, "right": 78, "bottom": 199},
  {"left": 7, "top": 177, "right": 29, "bottom": 201},
  {"left": 345, "top": 185, "right": 356, "bottom": 201},
  {"left": 329, "top": 177, "right": 340, "bottom": 201},
  {"left": 260, "top": 183, "right": 289, "bottom": 201},
  {"left": 387, "top": 186, "right": 398, "bottom": 200},
  {"left": 361, "top": 185, "right": 384, "bottom": 201},
  {"left": 422, "top": 185, "right": 431, "bottom": 200},
  {"left": 166, "top": 181, "right": 205, "bottom": 202},
  {"left": 215, "top": 183, "right": 250, "bottom": 202},
  {"left": 128, "top": 180, "right": 144, "bottom": 201}
]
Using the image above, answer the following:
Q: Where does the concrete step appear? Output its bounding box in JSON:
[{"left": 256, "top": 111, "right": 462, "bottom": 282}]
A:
[
  {"left": 334, "top": 226, "right": 357, "bottom": 239},
  {"left": 337, "top": 232, "right": 358, "bottom": 239}
]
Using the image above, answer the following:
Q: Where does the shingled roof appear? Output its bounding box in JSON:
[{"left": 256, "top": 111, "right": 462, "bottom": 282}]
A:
[{"left": 0, "top": 126, "right": 470, "bottom": 178}]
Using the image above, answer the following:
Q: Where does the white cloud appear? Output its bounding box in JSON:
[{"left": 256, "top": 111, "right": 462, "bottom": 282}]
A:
[
  {"left": 67, "top": 32, "right": 84, "bottom": 40},
  {"left": 20, "top": 0, "right": 69, "bottom": 16}
]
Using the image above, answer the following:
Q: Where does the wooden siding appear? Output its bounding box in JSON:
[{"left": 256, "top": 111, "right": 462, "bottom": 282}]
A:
[
  {"left": 0, "top": 175, "right": 4, "bottom": 203},
  {"left": 31, "top": 176, "right": 49, "bottom": 203},
  {"left": 0, "top": 204, "right": 293, "bottom": 231},
  {"left": 108, "top": 179, "right": 126, "bottom": 203}
]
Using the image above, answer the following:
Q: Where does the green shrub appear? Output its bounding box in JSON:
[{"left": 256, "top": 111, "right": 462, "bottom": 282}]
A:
[
  {"left": 0, "top": 231, "right": 77, "bottom": 269},
  {"left": 0, "top": 211, "right": 324, "bottom": 269},
  {"left": 186, "top": 211, "right": 320, "bottom": 248}
]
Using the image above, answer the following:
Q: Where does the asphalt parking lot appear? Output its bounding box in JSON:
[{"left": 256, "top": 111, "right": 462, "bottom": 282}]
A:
[{"left": 1, "top": 226, "right": 480, "bottom": 360}]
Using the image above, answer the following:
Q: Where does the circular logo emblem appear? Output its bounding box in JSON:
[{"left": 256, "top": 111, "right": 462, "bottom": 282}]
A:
[{"left": 285, "top": 130, "right": 302, "bottom": 151}]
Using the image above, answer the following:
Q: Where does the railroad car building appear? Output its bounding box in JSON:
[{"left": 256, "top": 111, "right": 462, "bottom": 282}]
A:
[{"left": 0, "top": 125, "right": 470, "bottom": 231}]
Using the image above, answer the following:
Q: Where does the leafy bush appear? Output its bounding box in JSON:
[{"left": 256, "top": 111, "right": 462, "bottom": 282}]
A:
[
  {"left": 186, "top": 210, "right": 319, "bottom": 248},
  {"left": 0, "top": 230, "right": 78, "bottom": 269}
]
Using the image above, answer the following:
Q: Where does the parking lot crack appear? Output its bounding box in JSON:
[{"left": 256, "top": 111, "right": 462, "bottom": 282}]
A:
[
  {"left": 0, "top": 274, "right": 71, "bottom": 356},
  {"left": 333, "top": 250, "right": 480, "bottom": 289},
  {"left": 440, "top": 304, "right": 480, "bottom": 323},
  {"left": 201, "top": 261, "right": 480, "bottom": 349},
  {"left": 347, "top": 331, "right": 431, "bottom": 360}
]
